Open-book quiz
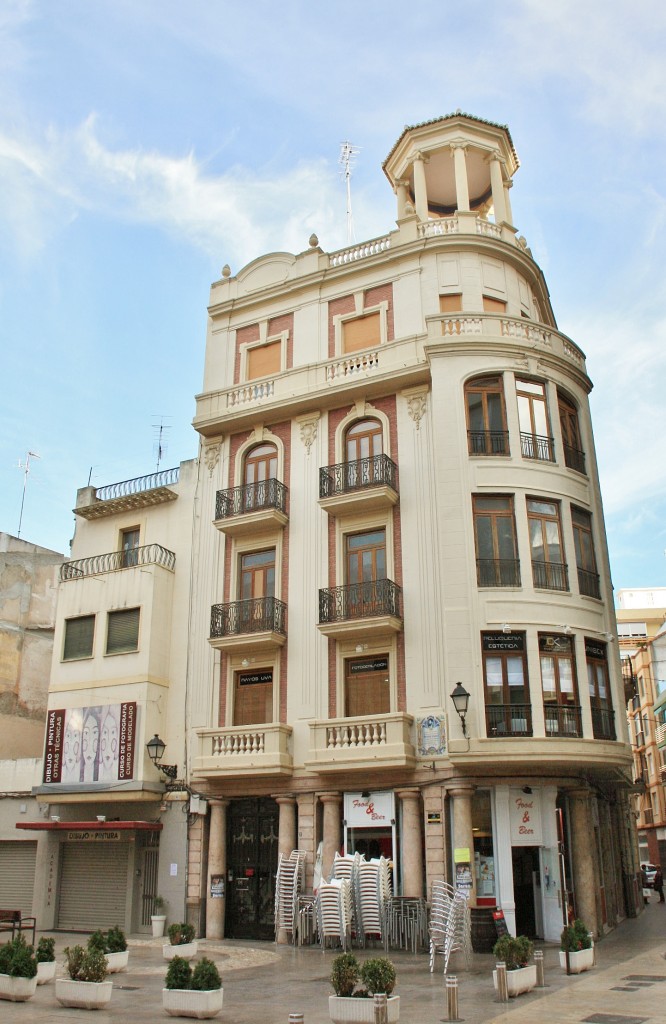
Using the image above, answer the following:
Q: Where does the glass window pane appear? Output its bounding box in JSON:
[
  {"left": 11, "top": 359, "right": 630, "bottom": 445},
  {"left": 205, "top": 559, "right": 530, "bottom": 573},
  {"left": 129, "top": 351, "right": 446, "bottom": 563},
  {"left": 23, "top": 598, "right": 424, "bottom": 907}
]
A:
[
  {"left": 541, "top": 656, "right": 556, "bottom": 694},
  {"left": 486, "top": 393, "right": 503, "bottom": 431},
  {"left": 496, "top": 518, "right": 516, "bottom": 559},
  {"left": 559, "top": 659, "right": 574, "bottom": 692},
  {"left": 475, "top": 518, "right": 494, "bottom": 559},
  {"left": 507, "top": 657, "right": 524, "bottom": 686},
  {"left": 485, "top": 657, "right": 503, "bottom": 688},
  {"left": 467, "top": 392, "right": 485, "bottom": 431}
]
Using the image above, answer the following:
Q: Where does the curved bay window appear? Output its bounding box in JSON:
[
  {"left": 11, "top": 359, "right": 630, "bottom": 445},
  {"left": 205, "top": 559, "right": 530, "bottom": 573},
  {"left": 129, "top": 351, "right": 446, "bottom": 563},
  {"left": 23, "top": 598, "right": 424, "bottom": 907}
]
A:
[
  {"left": 586, "top": 639, "right": 615, "bottom": 740},
  {"left": 558, "top": 393, "right": 586, "bottom": 475},
  {"left": 540, "top": 634, "right": 581, "bottom": 736},
  {"left": 572, "top": 506, "right": 600, "bottom": 599},
  {"left": 465, "top": 376, "right": 509, "bottom": 455},
  {"left": 482, "top": 632, "right": 532, "bottom": 736},
  {"left": 527, "top": 498, "right": 569, "bottom": 591},
  {"left": 517, "top": 379, "right": 554, "bottom": 461},
  {"left": 473, "top": 495, "right": 520, "bottom": 587}
]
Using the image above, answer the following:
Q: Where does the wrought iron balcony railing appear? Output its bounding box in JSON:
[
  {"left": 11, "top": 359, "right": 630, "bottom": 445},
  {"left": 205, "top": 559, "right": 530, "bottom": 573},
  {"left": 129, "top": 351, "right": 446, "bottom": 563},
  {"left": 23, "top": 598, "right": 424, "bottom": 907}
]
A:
[
  {"left": 319, "top": 454, "right": 397, "bottom": 499},
  {"left": 591, "top": 705, "right": 616, "bottom": 741},
  {"left": 486, "top": 704, "right": 533, "bottom": 737},
  {"left": 476, "top": 558, "right": 521, "bottom": 587},
  {"left": 467, "top": 430, "right": 510, "bottom": 456},
  {"left": 61, "top": 543, "right": 176, "bottom": 581},
  {"left": 210, "top": 597, "right": 287, "bottom": 639},
  {"left": 577, "top": 567, "right": 601, "bottom": 599},
  {"left": 563, "top": 443, "right": 587, "bottom": 474},
  {"left": 319, "top": 579, "right": 402, "bottom": 624},
  {"left": 544, "top": 704, "right": 582, "bottom": 737},
  {"left": 95, "top": 467, "right": 180, "bottom": 501},
  {"left": 532, "top": 559, "right": 569, "bottom": 591},
  {"left": 215, "top": 478, "right": 288, "bottom": 520},
  {"left": 520, "top": 432, "right": 555, "bottom": 462}
]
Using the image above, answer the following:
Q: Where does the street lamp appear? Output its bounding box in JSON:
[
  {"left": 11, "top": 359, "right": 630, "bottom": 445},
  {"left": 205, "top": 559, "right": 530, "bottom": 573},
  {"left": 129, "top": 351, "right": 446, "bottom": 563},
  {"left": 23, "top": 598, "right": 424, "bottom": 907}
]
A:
[
  {"left": 450, "top": 682, "right": 471, "bottom": 737},
  {"left": 146, "top": 734, "right": 178, "bottom": 780}
]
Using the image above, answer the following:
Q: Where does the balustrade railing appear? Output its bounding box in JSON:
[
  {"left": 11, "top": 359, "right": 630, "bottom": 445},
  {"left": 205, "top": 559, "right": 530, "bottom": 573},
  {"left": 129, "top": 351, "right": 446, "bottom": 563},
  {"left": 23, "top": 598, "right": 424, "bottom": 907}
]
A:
[
  {"left": 319, "top": 454, "right": 397, "bottom": 499},
  {"left": 577, "top": 567, "right": 601, "bottom": 599},
  {"left": 532, "top": 560, "right": 569, "bottom": 592},
  {"left": 520, "top": 431, "right": 555, "bottom": 461},
  {"left": 467, "top": 430, "right": 510, "bottom": 456},
  {"left": 476, "top": 558, "right": 521, "bottom": 588},
  {"left": 61, "top": 543, "right": 176, "bottom": 580},
  {"left": 210, "top": 597, "right": 287, "bottom": 638},
  {"left": 212, "top": 731, "right": 265, "bottom": 756},
  {"left": 544, "top": 704, "right": 582, "bottom": 737},
  {"left": 329, "top": 235, "right": 391, "bottom": 267},
  {"left": 94, "top": 467, "right": 179, "bottom": 501},
  {"left": 486, "top": 704, "right": 532, "bottom": 737},
  {"left": 563, "top": 443, "right": 587, "bottom": 474},
  {"left": 591, "top": 705, "right": 616, "bottom": 741},
  {"left": 215, "top": 478, "right": 288, "bottom": 520},
  {"left": 319, "top": 579, "right": 401, "bottom": 624},
  {"left": 326, "top": 720, "right": 388, "bottom": 749}
]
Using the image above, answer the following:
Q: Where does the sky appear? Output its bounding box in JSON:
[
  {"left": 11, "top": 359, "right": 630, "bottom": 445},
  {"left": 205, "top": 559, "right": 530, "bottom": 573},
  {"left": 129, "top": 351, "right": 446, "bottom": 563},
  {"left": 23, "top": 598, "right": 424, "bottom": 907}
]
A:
[{"left": 1, "top": 0, "right": 665, "bottom": 593}]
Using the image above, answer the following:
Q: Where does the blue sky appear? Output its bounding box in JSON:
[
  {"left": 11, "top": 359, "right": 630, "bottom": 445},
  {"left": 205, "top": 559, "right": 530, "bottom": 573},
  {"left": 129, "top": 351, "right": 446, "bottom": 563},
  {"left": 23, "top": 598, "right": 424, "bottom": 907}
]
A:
[{"left": 1, "top": 1, "right": 665, "bottom": 592}]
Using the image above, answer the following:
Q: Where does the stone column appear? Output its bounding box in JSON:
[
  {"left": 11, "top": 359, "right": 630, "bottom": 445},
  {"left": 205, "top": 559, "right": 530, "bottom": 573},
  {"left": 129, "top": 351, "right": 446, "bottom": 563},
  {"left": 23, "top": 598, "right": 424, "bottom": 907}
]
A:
[
  {"left": 451, "top": 144, "right": 470, "bottom": 212},
  {"left": 320, "top": 792, "right": 342, "bottom": 881},
  {"left": 412, "top": 153, "right": 429, "bottom": 221},
  {"left": 568, "top": 788, "right": 598, "bottom": 935},
  {"left": 489, "top": 154, "right": 507, "bottom": 224},
  {"left": 275, "top": 794, "right": 297, "bottom": 943},
  {"left": 503, "top": 178, "right": 514, "bottom": 225},
  {"left": 396, "top": 789, "right": 424, "bottom": 897},
  {"left": 205, "top": 798, "right": 229, "bottom": 940},
  {"left": 448, "top": 785, "right": 476, "bottom": 903},
  {"left": 395, "top": 180, "right": 410, "bottom": 219},
  {"left": 296, "top": 793, "right": 316, "bottom": 892}
]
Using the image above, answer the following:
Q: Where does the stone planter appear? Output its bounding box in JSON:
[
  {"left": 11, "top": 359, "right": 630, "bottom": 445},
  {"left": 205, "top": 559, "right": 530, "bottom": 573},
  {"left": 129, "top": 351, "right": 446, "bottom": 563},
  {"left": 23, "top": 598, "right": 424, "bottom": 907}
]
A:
[
  {"left": 164, "top": 941, "right": 198, "bottom": 961},
  {"left": 0, "top": 973, "right": 38, "bottom": 1001},
  {"left": 105, "top": 950, "right": 129, "bottom": 973},
  {"left": 152, "top": 914, "right": 167, "bottom": 938},
  {"left": 162, "top": 987, "right": 224, "bottom": 1019},
  {"left": 328, "top": 995, "right": 400, "bottom": 1023},
  {"left": 36, "top": 960, "right": 57, "bottom": 985},
  {"left": 559, "top": 947, "right": 594, "bottom": 973},
  {"left": 55, "top": 978, "right": 113, "bottom": 1009},
  {"left": 493, "top": 964, "right": 537, "bottom": 997}
]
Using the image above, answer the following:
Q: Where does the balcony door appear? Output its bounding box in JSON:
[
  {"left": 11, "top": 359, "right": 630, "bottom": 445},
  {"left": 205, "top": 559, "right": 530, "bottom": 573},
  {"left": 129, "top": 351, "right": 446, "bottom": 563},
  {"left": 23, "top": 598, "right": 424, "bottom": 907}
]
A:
[
  {"left": 234, "top": 668, "right": 273, "bottom": 726},
  {"left": 346, "top": 529, "right": 386, "bottom": 617},
  {"left": 243, "top": 443, "right": 278, "bottom": 510},
  {"left": 345, "top": 419, "right": 383, "bottom": 489},
  {"left": 345, "top": 655, "right": 390, "bottom": 717},
  {"left": 240, "top": 549, "right": 275, "bottom": 631}
]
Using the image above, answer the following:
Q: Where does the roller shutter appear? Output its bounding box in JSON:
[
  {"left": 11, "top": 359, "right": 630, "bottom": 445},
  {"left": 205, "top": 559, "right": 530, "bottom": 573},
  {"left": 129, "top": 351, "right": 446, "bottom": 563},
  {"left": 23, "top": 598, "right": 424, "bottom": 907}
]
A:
[
  {"left": 57, "top": 842, "right": 130, "bottom": 929},
  {"left": 0, "top": 842, "right": 37, "bottom": 915}
]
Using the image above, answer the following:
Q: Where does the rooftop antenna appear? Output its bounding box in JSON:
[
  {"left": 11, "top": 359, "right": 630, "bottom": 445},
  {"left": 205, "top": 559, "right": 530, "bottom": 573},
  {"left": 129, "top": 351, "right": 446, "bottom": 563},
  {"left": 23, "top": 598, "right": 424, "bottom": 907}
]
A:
[
  {"left": 152, "top": 417, "right": 172, "bottom": 472},
  {"left": 340, "top": 141, "right": 360, "bottom": 245},
  {"left": 17, "top": 450, "right": 40, "bottom": 538}
]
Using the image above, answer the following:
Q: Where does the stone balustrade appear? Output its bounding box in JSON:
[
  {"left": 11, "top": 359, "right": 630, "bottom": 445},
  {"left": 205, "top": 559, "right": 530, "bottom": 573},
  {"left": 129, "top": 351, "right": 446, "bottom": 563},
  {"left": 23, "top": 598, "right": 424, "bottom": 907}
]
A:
[
  {"left": 306, "top": 712, "right": 415, "bottom": 771},
  {"left": 193, "top": 724, "right": 293, "bottom": 778}
]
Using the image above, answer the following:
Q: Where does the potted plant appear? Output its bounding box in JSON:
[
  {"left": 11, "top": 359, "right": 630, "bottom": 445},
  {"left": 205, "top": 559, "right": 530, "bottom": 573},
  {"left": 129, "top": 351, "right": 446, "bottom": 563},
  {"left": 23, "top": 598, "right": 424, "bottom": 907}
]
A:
[
  {"left": 36, "top": 936, "right": 57, "bottom": 985},
  {"left": 328, "top": 953, "right": 400, "bottom": 1023},
  {"left": 164, "top": 922, "right": 198, "bottom": 961},
  {"left": 88, "top": 926, "right": 129, "bottom": 973},
  {"left": 560, "top": 919, "right": 594, "bottom": 973},
  {"left": 152, "top": 895, "right": 168, "bottom": 938},
  {"left": 55, "top": 944, "right": 112, "bottom": 1009},
  {"left": 492, "top": 934, "right": 536, "bottom": 997},
  {"left": 0, "top": 934, "right": 38, "bottom": 1002},
  {"left": 163, "top": 954, "right": 224, "bottom": 1019}
]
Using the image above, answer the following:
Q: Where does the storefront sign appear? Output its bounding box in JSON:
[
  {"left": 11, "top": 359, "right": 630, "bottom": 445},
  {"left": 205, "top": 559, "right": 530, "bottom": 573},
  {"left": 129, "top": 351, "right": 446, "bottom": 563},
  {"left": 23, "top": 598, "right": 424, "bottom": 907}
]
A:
[
  {"left": 585, "top": 639, "right": 607, "bottom": 660},
  {"left": 509, "top": 789, "right": 543, "bottom": 846},
  {"left": 239, "top": 670, "right": 273, "bottom": 685},
  {"left": 492, "top": 909, "right": 509, "bottom": 937},
  {"left": 349, "top": 657, "right": 388, "bottom": 673},
  {"left": 66, "top": 831, "right": 121, "bottom": 842},
  {"left": 344, "top": 791, "right": 395, "bottom": 827},
  {"left": 483, "top": 632, "right": 525, "bottom": 652},
  {"left": 43, "top": 702, "right": 137, "bottom": 785},
  {"left": 539, "top": 634, "right": 573, "bottom": 654}
]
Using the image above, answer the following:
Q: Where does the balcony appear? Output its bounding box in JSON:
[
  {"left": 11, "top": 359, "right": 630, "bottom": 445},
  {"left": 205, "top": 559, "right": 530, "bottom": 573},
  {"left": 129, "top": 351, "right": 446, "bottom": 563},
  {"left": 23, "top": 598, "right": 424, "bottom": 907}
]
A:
[
  {"left": 467, "top": 430, "right": 510, "bottom": 456},
  {"left": 61, "top": 543, "right": 176, "bottom": 581},
  {"left": 318, "top": 580, "right": 402, "bottom": 640},
  {"left": 306, "top": 712, "right": 415, "bottom": 772},
  {"left": 656, "top": 723, "right": 666, "bottom": 747},
  {"left": 75, "top": 467, "right": 180, "bottom": 520},
  {"left": 563, "top": 443, "right": 587, "bottom": 475},
  {"left": 486, "top": 704, "right": 533, "bottom": 737},
  {"left": 476, "top": 558, "right": 521, "bottom": 588},
  {"left": 520, "top": 432, "right": 555, "bottom": 462},
  {"left": 591, "top": 705, "right": 616, "bottom": 741},
  {"left": 192, "top": 724, "right": 292, "bottom": 778},
  {"left": 544, "top": 704, "right": 582, "bottom": 737},
  {"left": 319, "top": 455, "right": 398, "bottom": 516},
  {"left": 209, "top": 597, "right": 287, "bottom": 653},
  {"left": 578, "top": 567, "right": 601, "bottom": 599},
  {"left": 532, "top": 560, "right": 569, "bottom": 592},
  {"left": 214, "top": 479, "right": 288, "bottom": 537}
]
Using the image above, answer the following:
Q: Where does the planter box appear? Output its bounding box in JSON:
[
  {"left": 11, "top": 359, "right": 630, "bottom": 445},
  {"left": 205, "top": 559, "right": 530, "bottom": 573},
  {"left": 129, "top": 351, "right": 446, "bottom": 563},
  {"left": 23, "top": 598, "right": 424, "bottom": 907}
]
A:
[
  {"left": 493, "top": 964, "right": 537, "bottom": 997},
  {"left": 164, "top": 941, "right": 198, "bottom": 961},
  {"left": 559, "top": 947, "right": 594, "bottom": 973},
  {"left": 152, "top": 915, "right": 167, "bottom": 938},
  {"left": 105, "top": 950, "right": 129, "bottom": 973},
  {"left": 329, "top": 995, "right": 400, "bottom": 1024},
  {"left": 55, "top": 978, "right": 113, "bottom": 1009},
  {"left": 0, "top": 973, "right": 38, "bottom": 1002},
  {"left": 36, "top": 960, "right": 57, "bottom": 985},
  {"left": 163, "top": 987, "right": 224, "bottom": 1019}
]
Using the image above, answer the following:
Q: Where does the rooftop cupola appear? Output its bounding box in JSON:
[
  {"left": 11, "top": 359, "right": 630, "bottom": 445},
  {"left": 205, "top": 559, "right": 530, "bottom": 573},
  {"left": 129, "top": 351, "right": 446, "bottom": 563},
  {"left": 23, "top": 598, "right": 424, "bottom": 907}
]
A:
[{"left": 383, "top": 112, "right": 519, "bottom": 238}]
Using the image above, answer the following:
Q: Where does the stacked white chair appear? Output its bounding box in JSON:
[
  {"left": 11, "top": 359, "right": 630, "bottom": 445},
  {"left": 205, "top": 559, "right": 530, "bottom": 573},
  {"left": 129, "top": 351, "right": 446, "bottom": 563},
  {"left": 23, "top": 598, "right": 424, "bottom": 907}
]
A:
[
  {"left": 428, "top": 881, "right": 471, "bottom": 973},
  {"left": 356, "top": 856, "right": 392, "bottom": 946},
  {"left": 315, "top": 878, "right": 353, "bottom": 950},
  {"left": 330, "top": 852, "right": 362, "bottom": 944},
  {"left": 274, "top": 849, "right": 306, "bottom": 943}
]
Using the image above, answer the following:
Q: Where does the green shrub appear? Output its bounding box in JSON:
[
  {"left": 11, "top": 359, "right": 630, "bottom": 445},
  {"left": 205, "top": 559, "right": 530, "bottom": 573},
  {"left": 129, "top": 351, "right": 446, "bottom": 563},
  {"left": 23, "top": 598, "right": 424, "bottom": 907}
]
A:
[
  {"left": 87, "top": 930, "right": 108, "bottom": 954},
  {"left": 153, "top": 895, "right": 167, "bottom": 913},
  {"left": 492, "top": 934, "right": 533, "bottom": 970},
  {"left": 0, "top": 935, "right": 37, "bottom": 978},
  {"left": 359, "top": 958, "right": 396, "bottom": 995},
  {"left": 0, "top": 940, "right": 13, "bottom": 974},
  {"left": 561, "top": 918, "right": 592, "bottom": 952},
  {"left": 165, "top": 955, "right": 192, "bottom": 990},
  {"left": 168, "top": 922, "right": 196, "bottom": 945},
  {"left": 105, "top": 926, "right": 127, "bottom": 953},
  {"left": 330, "top": 952, "right": 360, "bottom": 997},
  {"left": 36, "top": 936, "right": 56, "bottom": 963},
  {"left": 64, "top": 945, "right": 108, "bottom": 983},
  {"left": 191, "top": 958, "right": 222, "bottom": 991}
]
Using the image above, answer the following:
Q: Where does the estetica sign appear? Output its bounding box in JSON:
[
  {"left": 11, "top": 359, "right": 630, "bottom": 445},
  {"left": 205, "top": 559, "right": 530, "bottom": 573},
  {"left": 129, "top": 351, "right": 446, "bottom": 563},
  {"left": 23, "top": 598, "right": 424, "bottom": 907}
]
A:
[{"left": 509, "top": 789, "right": 543, "bottom": 846}]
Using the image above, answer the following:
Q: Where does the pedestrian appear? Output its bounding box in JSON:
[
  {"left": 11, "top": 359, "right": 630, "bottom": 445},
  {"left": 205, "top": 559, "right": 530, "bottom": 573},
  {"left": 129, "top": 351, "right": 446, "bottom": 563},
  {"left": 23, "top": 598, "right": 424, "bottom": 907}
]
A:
[{"left": 654, "top": 866, "right": 664, "bottom": 903}]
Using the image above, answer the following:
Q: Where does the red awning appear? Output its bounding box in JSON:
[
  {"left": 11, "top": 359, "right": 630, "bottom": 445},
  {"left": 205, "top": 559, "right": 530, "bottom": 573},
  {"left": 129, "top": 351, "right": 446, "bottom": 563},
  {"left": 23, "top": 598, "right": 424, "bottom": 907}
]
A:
[{"left": 16, "top": 820, "right": 162, "bottom": 832}]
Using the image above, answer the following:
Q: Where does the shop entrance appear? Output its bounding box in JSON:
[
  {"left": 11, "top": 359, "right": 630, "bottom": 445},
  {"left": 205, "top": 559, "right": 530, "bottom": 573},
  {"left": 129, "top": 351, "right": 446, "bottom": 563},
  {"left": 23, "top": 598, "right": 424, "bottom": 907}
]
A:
[
  {"left": 225, "top": 797, "right": 279, "bottom": 940},
  {"left": 511, "top": 846, "right": 542, "bottom": 938}
]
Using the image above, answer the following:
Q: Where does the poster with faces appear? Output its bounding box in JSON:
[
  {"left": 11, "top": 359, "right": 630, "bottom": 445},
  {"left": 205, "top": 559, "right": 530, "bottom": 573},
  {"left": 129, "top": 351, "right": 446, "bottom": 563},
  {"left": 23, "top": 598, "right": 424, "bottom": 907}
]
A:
[{"left": 44, "top": 702, "right": 136, "bottom": 784}]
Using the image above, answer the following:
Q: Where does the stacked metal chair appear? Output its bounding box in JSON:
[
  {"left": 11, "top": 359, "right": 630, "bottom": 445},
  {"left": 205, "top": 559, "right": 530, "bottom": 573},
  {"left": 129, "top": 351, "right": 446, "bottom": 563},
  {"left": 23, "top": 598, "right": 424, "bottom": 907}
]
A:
[
  {"left": 330, "top": 852, "right": 362, "bottom": 944},
  {"left": 274, "top": 849, "right": 306, "bottom": 943},
  {"left": 315, "top": 877, "right": 353, "bottom": 950},
  {"left": 428, "top": 880, "right": 471, "bottom": 973},
  {"left": 356, "top": 856, "right": 392, "bottom": 948}
]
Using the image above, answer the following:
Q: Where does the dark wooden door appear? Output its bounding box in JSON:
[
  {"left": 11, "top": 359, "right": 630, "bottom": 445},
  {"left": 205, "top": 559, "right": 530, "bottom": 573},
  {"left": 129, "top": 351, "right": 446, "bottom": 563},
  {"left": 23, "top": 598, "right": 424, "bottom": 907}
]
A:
[{"left": 226, "top": 797, "right": 279, "bottom": 940}]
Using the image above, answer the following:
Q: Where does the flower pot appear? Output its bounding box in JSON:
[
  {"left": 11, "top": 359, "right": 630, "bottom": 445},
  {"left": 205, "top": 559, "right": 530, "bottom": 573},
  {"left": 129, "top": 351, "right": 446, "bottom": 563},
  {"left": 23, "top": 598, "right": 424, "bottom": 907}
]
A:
[
  {"left": 559, "top": 947, "right": 594, "bottom": 973},
  {"left": 493, "top": 964, "right": 537, "bottom": 997},
  {"left": 328, "top": 995, "right": 400, "bottom": 1024},
  {"left": 105, "top": 950, "right": 129, "bottom": 973},
  {"left": 55, "top": 978, "right": 113, "bottom": 1009},
  {"left": 36, "top": 960, "right": 57, "bottom": 985},
  {"left": 164, "top": 940, "right": 198, "bottom": 961},
  {"left": 152, "top": 914, "right": 167, "bottom": 938},
  {"left": 163, "top": 987, "right": 224, "bottom": 1019},
  {"left": 0, "top": 973, "right": 38, "bottom": 1001}
]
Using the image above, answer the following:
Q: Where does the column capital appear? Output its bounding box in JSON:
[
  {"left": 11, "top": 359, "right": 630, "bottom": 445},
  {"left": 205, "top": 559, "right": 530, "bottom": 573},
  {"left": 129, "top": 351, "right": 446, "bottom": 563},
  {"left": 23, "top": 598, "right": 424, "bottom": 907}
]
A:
[
  {"left": 319, "top": 791, "right": 343, "bottom": 805},
  {"left": 449, "top": 142, "right": 468, "bottom": 154},
  {"left": 565, "top": 786, "right": 592, "bottom": 801},
  {"left": 395, "top": 788, "right": 421, "bottom": 802},
  {"left": 447, "top": 785, "right": 475, "bottom": 800},
  {"left": 208, "top": 798, "right": 230, "bottom": 809},
  {"left": 273, "top": 793, "right": 297, "bottom": 806},
  {"left": 413, "top": 149, "right": 429, "bottom": 163}
]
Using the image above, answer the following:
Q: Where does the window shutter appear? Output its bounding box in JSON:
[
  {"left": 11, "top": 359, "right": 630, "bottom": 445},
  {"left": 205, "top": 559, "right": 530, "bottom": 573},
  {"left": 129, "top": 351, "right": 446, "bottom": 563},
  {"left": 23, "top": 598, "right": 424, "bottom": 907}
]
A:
[
  {"left": 247, "top": 341, "right": 281, "bottom": 380},
  {"left": 63, "top": 616, "right": 95, "bottom": 660},
  {"left": 106, "top": 608, "right": 140, "bottom": 654},
  {"left": 342, "top": 312, "right": 380, "bottom": 354}
]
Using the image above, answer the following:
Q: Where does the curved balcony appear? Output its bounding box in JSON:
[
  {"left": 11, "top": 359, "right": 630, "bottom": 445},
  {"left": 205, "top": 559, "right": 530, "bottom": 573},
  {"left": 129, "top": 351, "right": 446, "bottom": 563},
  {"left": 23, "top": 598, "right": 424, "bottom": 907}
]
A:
[
  {"left": 467, "top": 430, "right": 510, "bottom": 456},
  {"left": 577, "top": 567, "right": 601, "bottom": 599},
  {"left": 476, "top": 558, "right": 521, "bottom": 588},
  {"left": 531, "top": 560, "right": 569, "bottom": 592},
  {"left": 563, "top": 443, "right": 587, "bottom": 475},
  {"left": 591, "top": 705, "right": 616, "bottom": 741},
  {"left": 318, "top": 579, "right": 402, "bottom": 640},
  {"left": 520, "top": 432, "right": 555, "bottom": 462},
  {"left": 319, "top": 454, "right": 398, "bottom": 516},
  {"left": 486, "top": 704, "right": 533, "bottom": 737},
  {"left": 544, "top": 704, "right": 582, "bottom": 737},
  {"left": 209, "top": 597, "right": 287, "bottom": 653},
  {"left": 61, "top": 543, "right": 176, "bottom": 581},
  {"left": 214, "top": 479, "right": 288, "bottom": 537}
]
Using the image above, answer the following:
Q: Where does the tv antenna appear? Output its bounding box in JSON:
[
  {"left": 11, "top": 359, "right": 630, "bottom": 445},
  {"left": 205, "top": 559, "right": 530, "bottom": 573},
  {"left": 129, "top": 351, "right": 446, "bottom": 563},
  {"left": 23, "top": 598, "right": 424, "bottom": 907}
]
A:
[
  {"left": 17, "top": 450, "right": 40, "bottom": 539},
  {"left": 340, "top": 141, "right": 360, "bottom": 245},
  {"left": 152, "top": 417, "right": 172, "bottom": 472}
]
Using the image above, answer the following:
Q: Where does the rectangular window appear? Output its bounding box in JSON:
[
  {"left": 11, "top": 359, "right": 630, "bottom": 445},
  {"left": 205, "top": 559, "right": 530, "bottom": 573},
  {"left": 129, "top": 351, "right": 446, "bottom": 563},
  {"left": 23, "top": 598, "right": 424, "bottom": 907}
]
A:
[
  {"left": 440, "top": 293, "right": 463, "bottom": 313},
  {"left": 106, "top": 608, "right": 140, "bottom": 655},
  {"left": 247, "top": 340, "right": 282, "bottom": 380},
  {"left": 540, "top": 634, "right": 581, "bottom": 736},
  {"left": 572, "top": 507, "right": 600, "bottom": 598},
  {"left": 465, "top": 376, "right": 509, "bottom": 455},
  {"left": 63, "top": 615, "right": 95, "bottom": 661},
  {"left": 233, "top": 668, "right": 273, "bottom": 726},
  {"left": 558, "top": 393, "right": 586, "bottom": 473},
  {"left": 482, "top": 296, "right": 506, "bottom": 314},
  {"left": 516, "top": 379, "right": 554, "bottom": 461},
  {"left": 342, "top": 312, "right": 381, "bottom": 354},
  {"left": 473, "top": 496, "right": 520, "bottom": 586},
  {"left": 527, "top": 498, "right": 568, "bottom": 591},
  {"left": 586, "top": 638, "right": 615, "bottom": 740},
  {"left": 121, "top": 527, "right": 140, "bottom": 568},
  {"left": 482, "top": 632, "right": 531, "bottom": 736},
  {"left": 344, "top": 655, "right": 390, "bottom": 717}
]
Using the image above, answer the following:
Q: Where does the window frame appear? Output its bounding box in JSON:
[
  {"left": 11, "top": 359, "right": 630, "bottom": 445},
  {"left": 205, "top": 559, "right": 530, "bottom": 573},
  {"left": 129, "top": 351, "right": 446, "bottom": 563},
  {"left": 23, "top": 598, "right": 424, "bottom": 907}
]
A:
[
  {"left": 344, "top": 653, "right": 391, "bottom": 718},
  {"left": 105, "top": 608, "right": 140, "bottom": 656},
  {"left": 527, "top": 497, "right": 568, "bottom": 591},
  {"left": 120, "top": 526, "right": 140, "bottom": 568},
  {"left": 516, "top": 378, "right": 554, "bottom": 461},
  {"left": 472, "top": 495, "right": 519, "bottom": 586},
  {"left": 572, "top": 505, "right": 600, "bottom": 598},
  {"left": 241, "top": 331, "right": 288, "bottom": 382},
  {"left": 465, "top": 375, "right": 509, "bottom": 456},
  {"left": 334, "top": 301, "right": 388, "bottom": 356},
  {"left": 539, "top": 633, "right": 579, "bottom": 706},
  {"left": 63, "top": 614, "right": 95, "bottom": 662},
  {"left": 558, "top": 392, "right": 586, "bottom": 472}
]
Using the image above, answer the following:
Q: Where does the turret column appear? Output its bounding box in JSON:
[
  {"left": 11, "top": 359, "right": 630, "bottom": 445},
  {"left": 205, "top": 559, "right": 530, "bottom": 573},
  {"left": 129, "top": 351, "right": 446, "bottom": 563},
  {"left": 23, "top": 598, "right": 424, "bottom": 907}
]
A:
[
  {"left": 451, "top": 144, "right": 470, "bottom": 212},
  {"left": 412, "top": 153, "right": 429, "bottom": 221},
  {"left": 489, "top": 153, "right": 507, "bottom": 224},
  {"left": 503, "top": 177, "right": 514, "bottom": 225},
  {"left": 395, "top": 179, "right": 410, "bottom": 219}
]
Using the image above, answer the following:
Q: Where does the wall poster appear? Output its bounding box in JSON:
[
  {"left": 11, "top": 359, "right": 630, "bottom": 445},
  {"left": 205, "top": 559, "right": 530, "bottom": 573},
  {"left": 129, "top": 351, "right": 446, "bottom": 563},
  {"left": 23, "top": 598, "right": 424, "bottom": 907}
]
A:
[{"left": 43, "top": 702, "right": 137, "bottom": 784}]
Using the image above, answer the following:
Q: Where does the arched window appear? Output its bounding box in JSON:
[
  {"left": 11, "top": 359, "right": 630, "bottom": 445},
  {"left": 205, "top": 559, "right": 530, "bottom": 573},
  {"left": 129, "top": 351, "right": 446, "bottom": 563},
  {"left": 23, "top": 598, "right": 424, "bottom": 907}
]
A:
[
  {"left": 344, "top": 418, "right": 384, "bottom": 489},
  {"left": 242, "top": 443, "right": 278, "bottom": 511}
]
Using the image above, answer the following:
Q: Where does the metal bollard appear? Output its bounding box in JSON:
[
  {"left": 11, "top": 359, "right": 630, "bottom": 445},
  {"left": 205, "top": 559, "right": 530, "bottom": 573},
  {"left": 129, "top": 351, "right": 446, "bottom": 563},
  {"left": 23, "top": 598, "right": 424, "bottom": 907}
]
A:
[
  {"left": 288, "top": 1015, "right": 304, "bottom": 1024},
  {"left": 535, "top": 948, "right": 545, "bottom": 987},
  {"left": 373, "top": 993, "right": 388, "bottom": 1024},
  {"left": 446, "top": 974, "right": 460, "bottom": 1021},
  {"left": 495, "top": 961, "right": 509, "bottom": 1002}
]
